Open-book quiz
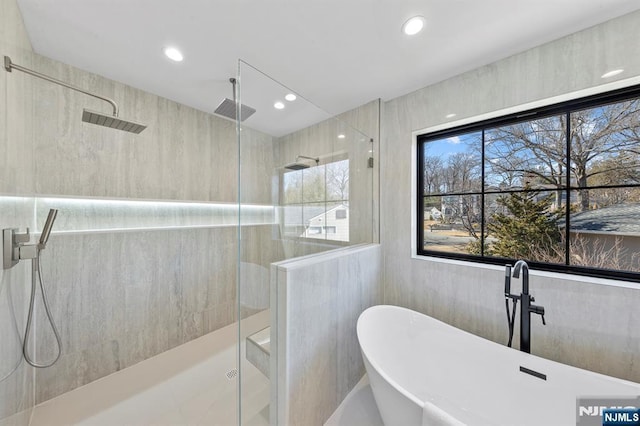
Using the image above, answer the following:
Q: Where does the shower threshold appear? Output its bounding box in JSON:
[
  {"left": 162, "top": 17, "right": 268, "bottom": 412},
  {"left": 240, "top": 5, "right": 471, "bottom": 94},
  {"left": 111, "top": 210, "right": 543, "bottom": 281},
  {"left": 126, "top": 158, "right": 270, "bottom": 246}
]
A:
[{"left": 29, "top": 311, "right": 270, "bottom": 426}]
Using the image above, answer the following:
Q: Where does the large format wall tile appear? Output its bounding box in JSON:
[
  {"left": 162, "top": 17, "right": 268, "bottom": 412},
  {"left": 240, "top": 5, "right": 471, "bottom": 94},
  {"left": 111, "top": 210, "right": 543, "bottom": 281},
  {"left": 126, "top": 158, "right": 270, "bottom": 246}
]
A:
[
  {"left": 381, "top": 10, "right": 640, "bottom": 382},
  {"left": 271, "top": 244, "right": 383, "bottom": 426},
  {"left": 0, "top": 36, "right": 276, "bottom": 406},
  {"left": 0, "top": 7, "right": 276, "bottom": 405},
  {"left": 0, "top": 0, "right": 36, "bottom": 423},
  {"left": 34, "top": 226, "right": 239, "bottom": 403},
  {"left": 29, "top": 54, "right": 242, "bottom": 202}
]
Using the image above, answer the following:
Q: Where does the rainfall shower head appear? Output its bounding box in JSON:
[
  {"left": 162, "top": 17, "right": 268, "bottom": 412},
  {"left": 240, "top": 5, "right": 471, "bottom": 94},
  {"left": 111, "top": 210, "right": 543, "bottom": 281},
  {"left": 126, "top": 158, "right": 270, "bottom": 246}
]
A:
[
  {"left": 284, "top": 155, "right": 319, "bottom": 170},
  {"left": 214, "top": 98, "right": 256, "bottom": 121},
  {"left": 214, "top": 78, "right": 256, "bottom": 122},
  {"left": 284, "top": 162, "right": 309, "bottom": 171},
  {"left": 4, "top": 55, "right": 147, "bottom": 134},
  {"left": 82, "top": 109, "right": 146, "bottom": 134}
]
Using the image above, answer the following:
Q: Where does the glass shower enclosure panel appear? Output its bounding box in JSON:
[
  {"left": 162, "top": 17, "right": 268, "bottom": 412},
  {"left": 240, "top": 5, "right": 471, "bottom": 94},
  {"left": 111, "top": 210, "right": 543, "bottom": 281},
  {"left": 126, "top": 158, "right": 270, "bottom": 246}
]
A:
[
  {"left": 0, "top": 46, "right": 37, "bottom": 426},
  {"left": 2, "top": 48, "right": 243, "bottom": 425},
  {"left": 237, "top": 60, "right": 375, "bottom": 425}
]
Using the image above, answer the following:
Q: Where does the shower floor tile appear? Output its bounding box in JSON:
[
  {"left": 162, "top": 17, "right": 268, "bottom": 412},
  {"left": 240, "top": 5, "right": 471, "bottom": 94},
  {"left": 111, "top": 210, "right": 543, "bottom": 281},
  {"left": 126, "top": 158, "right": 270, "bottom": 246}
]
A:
[{"left": 30, "top": 311, "right": 270, "bottom": 426}]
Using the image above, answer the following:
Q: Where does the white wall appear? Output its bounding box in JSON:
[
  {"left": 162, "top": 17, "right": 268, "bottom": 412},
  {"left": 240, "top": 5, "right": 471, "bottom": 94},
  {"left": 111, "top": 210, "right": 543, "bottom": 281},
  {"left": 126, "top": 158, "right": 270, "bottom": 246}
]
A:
[{"left": 381, "top": 10, "right": 640, "bottom": 382}]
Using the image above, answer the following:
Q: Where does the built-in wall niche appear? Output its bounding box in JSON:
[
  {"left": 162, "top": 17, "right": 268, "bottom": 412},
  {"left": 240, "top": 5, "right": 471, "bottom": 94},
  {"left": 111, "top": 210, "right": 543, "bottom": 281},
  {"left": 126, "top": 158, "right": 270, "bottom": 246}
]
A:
[{"left": 0, "top": 195, "right": 274, "bottom": 235}]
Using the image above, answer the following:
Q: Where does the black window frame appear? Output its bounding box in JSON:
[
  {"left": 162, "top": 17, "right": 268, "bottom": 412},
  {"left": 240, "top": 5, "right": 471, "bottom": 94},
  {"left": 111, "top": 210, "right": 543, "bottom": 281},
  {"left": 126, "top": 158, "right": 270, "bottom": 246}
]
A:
[{"left": 416, "top": 83, "right": 640, "bottom": 283}]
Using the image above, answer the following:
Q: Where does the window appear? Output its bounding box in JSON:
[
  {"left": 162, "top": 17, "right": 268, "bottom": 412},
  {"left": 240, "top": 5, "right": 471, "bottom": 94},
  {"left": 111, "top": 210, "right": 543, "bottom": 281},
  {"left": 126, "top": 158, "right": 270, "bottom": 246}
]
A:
[
  {"left": 417, "top": 85, "right": 640, "bottom": 281},
  {"left": 282, "top": 158, "right": 349, "bottom": 242}
]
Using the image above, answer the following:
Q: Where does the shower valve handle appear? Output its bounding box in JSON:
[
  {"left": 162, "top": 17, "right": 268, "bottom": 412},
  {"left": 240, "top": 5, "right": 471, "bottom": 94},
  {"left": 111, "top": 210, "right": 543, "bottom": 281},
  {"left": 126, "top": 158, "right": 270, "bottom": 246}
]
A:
[{"left": 14, "top": 228, "right": 31, "bottom": 243}]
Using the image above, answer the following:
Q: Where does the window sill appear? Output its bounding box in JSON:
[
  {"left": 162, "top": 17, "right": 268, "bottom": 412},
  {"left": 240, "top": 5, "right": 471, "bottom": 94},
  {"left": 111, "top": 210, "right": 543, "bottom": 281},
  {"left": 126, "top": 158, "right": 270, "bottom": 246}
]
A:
[{"left": 410, "top": 252, "right": 640, "bottom": 290}]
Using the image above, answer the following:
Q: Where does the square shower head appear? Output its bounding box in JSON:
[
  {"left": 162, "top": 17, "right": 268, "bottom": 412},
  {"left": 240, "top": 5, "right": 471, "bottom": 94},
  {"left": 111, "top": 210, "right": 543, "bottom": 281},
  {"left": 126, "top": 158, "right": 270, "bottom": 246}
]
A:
[
  {"left": 82, "top": 109, "right": 147, "bottom": 134},
  {"left": 214, "top": 98, "right": 256, "bottom": 122}
]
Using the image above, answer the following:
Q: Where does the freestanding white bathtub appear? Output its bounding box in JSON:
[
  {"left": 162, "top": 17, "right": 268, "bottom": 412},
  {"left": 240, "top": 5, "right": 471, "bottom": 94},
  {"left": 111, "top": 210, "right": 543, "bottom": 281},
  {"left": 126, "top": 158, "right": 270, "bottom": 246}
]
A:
[{"left": 357, "top": 305, "right": 640, "bottom": 426}]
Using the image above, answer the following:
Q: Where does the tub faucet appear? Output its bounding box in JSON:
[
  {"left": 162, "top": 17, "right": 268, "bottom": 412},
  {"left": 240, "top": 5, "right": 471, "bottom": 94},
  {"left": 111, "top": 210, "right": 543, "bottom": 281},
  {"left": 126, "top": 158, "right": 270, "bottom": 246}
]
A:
[{"left": 507, "top": 260, "right": 546, "bottom": 353}]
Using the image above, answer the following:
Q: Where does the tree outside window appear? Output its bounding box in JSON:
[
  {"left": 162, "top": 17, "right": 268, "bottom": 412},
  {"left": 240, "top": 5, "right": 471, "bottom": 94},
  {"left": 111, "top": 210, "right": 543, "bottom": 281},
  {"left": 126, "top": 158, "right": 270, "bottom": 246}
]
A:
[{"left": 418, "top": 91, "right": 640, "bottom": 278}]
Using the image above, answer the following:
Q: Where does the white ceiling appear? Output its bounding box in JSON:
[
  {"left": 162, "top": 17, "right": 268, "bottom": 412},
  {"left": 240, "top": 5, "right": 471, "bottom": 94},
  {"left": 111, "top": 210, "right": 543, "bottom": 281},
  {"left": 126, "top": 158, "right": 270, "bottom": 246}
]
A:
[{"left": 16, "top": 0, "right": 640, "bottom": 136}]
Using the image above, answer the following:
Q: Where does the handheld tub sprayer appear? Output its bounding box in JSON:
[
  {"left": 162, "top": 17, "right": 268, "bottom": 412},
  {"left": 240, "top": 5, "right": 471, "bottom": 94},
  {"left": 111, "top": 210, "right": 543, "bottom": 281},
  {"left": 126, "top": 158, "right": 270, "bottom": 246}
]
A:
[{"left": 504, "top": 264, "right": 518, "bottom": 348}]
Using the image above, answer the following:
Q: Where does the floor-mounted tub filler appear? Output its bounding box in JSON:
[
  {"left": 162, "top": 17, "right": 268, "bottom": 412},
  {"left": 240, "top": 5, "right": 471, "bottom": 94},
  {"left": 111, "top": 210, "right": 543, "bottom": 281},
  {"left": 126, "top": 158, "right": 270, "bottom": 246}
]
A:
[{"left": 357, "top": 305, "right": 640, "bottom": 426}]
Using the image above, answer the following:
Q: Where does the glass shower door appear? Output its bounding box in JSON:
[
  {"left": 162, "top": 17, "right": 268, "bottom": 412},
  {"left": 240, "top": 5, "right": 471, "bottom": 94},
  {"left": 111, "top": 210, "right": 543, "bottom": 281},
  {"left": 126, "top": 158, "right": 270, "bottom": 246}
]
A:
[
  {"left": 0, "top": 40, "right": 38, "bottom": 426},
  {"left": 237, "top": 60, "right": 377, "bottom": 425}
]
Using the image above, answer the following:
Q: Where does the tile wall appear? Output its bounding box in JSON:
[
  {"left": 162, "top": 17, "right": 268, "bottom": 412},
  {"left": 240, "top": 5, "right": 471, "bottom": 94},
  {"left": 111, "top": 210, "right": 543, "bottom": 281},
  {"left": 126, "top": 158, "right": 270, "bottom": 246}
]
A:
[
  {"left": 381, "top": 9, "right": 640, "bottom": 382},
  {"left": 0, "top": 0, "right": 36, "bottom": 423},
  {"left": 0, "top": 0, "right": 277, "bottom": 406},
  {"left": 271, "top": 244, "right": 383, "bottom": 426}
]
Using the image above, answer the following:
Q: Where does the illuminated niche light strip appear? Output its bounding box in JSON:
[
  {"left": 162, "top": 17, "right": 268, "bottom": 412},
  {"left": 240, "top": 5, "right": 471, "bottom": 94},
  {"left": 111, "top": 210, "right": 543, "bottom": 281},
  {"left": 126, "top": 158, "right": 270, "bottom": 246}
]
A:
[
  {"left": 0, "top": 195, "right": 38, "bottom": 232},
  {"left": 0, "top": 196, "right": 275, "bottom": 234}
]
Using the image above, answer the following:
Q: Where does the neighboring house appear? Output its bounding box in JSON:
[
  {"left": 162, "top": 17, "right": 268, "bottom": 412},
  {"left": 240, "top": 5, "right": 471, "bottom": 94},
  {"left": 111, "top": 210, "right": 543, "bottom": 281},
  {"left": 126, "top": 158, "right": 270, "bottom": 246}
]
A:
[
  {"left": 302, "top": 204, "right": 349, "bottom": 241},
  {"left": 569, "top": 203, "right": 640, "bottom": 268},
  {"left": 429, "top": 207, "right": 442, "bottom": 220},
  {"left": 441, "top": 194, "right": 481, "bottom": 222},
  {"left": 281, "top": 204, "right": 349, "bottom": 242},
  {"left": 282, "top": 205, "right": 326, "bottom": 238}
]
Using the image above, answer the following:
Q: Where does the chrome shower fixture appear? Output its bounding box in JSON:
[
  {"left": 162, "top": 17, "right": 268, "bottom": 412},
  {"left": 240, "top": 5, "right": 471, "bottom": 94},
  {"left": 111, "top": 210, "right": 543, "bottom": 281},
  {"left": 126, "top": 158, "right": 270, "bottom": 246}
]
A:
[
  {"left": 284, "top": 155, "right": 320, "bottom": 170},
  {"left": 4, "top": 55, "right": 147, "bottom": 133},
  {"left": 214, "top": 77, "right": 256, "bottom": 121},
  {"left": 2, "top": 209, "right": 62, "bottom": 368},
  {"left": 2, "top": 209, "right": 59, "bottom": 270},
  {"left": 38, "top": 208, "right": 58, "bottom": 248},
  {"left": 81, "top": 109, "right": 146, "bottom": 134}
]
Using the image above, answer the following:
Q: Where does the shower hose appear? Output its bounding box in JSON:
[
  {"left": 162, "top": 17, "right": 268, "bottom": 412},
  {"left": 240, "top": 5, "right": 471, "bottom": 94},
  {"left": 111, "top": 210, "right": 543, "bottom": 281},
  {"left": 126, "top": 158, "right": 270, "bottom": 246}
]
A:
[
  {"left": 505, "top": 297, "right": 518, "bottom": 348},
  {"left": 23, "top": 253, "right": 62, "bottom": 368}
]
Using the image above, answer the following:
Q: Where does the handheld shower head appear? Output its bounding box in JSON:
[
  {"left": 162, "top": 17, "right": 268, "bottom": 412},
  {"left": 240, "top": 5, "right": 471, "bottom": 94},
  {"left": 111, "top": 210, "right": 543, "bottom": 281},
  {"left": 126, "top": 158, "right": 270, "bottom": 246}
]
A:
[
  {"left": 504, "top": 264, "right": 512, "bottom": 296},
  {"left": 39, "top": 209, "right": 58, "bottom": 248}
]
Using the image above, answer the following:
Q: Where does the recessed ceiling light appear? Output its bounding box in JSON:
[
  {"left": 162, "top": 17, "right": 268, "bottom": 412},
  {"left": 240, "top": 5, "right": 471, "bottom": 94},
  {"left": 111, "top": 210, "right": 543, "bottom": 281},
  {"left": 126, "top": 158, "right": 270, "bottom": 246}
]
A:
[
  {"left": 446, "top": 113, "right": 457, "bottom": 119},
  {"left": 274, "top": 101, "right": 285, "bottom": 110},
  {"left": 163, "top": 47, "right": 184, "bottom": 62},
  {"left": 601, "top": 69, "right": 624, "bottom": 79},
  {"left": 338, "top": 134, "right": 346, "bottom": 139},
  {"left": 402, "top": 16, "right": 425, "bottom": 36},
  {"left": 285, "top": 93, "right": 297, "bottom": 102}
]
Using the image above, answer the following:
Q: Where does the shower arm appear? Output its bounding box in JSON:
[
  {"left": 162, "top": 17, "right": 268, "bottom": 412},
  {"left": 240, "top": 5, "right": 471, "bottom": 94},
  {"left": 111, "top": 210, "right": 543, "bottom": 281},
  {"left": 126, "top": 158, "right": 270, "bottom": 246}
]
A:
[
  {"left": 297, "top": 155, "right": 320, "bottom": 164},
  {"left": 4, "top": 55, "right": 119, "bottom": 117},
  {"left": 230, "top": 77, "right": 237, "bottom": 102}
]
